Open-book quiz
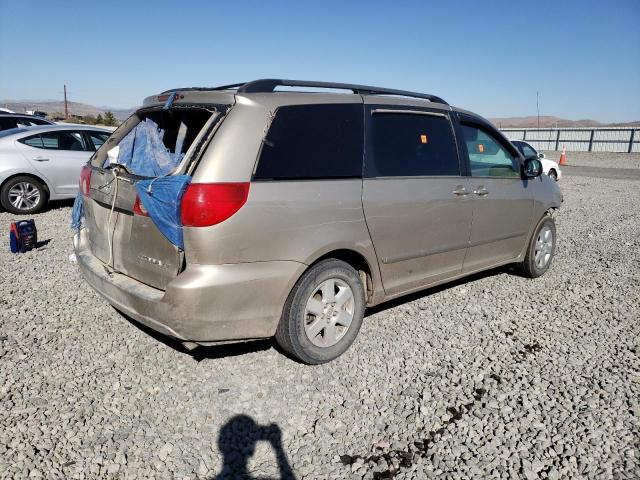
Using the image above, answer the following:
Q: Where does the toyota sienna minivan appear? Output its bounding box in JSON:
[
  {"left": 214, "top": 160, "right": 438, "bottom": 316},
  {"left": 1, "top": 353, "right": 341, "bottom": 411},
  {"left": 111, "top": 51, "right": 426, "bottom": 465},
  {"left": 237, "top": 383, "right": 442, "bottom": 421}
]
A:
[{"left": 74, "top": 79, "right": 562, "bottom": 364}]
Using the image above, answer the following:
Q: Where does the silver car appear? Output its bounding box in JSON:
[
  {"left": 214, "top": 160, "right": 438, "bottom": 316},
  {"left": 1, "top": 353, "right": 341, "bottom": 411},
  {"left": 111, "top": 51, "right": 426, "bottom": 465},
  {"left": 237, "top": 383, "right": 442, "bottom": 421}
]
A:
[
  {"left": 0, "top": 125, "right": 112, "bottom": 213},
  {"left": 74, "top": 79, "right": 562, "bottom": 364}
]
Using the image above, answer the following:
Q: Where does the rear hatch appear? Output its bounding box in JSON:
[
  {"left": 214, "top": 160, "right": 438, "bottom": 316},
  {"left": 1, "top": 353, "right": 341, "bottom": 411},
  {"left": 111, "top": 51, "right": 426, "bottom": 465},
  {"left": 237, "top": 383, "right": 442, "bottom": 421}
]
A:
[{"left": 84, "top": 97, "right": 229, "bottom": 290}]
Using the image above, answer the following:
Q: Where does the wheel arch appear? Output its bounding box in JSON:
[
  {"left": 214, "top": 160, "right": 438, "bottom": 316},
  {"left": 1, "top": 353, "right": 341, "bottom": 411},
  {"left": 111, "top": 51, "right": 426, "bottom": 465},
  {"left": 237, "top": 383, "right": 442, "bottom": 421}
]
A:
[
  {"left": 1, "top": 172, "right": 52, "bottom": 197},
  {"left": 306, "top": 248, "right": 382, "bottom": 305}
]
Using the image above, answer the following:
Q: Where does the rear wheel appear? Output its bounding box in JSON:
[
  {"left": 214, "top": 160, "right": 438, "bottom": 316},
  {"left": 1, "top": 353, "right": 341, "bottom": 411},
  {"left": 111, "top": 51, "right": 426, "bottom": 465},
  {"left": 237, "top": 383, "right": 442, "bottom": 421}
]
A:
[
  {"left": 275, "top": 259, "right": 365, "bottom": 364},
  {"left": 517, "top": 215, "right": 556, "bottom": 278},
  {"left": 1, "top": 176, "right": 47, "bottom": 214},
  {"left": 548, "top": 169, "right": 558, "bottom": 181}
]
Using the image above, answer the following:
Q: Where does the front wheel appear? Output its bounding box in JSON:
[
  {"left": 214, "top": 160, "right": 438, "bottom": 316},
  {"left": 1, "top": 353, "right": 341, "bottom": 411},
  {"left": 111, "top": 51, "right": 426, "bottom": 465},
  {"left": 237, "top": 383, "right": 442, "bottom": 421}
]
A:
[
  {"left": 517, "top": 216, "right": 556, "bottom": 278},
  {"left": 548, "top": 169, "right": 558, "bottom": 181},
  {"left": 275, "top": 259, "right": 366, "bottom": 364}
]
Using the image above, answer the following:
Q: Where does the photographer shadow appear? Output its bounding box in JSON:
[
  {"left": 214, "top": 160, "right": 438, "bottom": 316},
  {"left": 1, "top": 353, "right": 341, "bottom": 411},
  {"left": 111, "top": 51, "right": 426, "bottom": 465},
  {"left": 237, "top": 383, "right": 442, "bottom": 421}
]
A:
[{"left": 212, "top": 415, "right": 296, "bottom": 480}]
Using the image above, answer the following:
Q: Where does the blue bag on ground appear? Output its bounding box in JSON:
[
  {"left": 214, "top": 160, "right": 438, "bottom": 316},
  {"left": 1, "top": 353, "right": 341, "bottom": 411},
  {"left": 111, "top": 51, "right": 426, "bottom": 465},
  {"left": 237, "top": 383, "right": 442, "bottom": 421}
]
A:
[
  {"left": 135, "top": 176, "right": 191, "bottom": 249},
  {"left": 71, "top": 192, "right": 84, "bottom": 231}
]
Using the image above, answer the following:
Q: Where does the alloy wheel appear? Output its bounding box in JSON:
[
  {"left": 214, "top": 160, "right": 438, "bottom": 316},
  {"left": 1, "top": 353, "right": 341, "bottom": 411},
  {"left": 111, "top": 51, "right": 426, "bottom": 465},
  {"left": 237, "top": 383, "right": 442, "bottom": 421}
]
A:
[
  {"left": 534, "top": 225, "right": 554, "bottom": 269},
  {"left": 304, "top": 278, "right": 355, "bottom": 348},
  {"left": 8, "top": 181, "right": 41, "bottom": 211}
]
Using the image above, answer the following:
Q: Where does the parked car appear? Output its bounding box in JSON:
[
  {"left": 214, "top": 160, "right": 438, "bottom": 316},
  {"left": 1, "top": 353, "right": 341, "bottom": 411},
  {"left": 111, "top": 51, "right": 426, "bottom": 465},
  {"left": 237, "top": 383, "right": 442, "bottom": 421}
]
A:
[
  {"left": 0, "top": 125, "right": 112, "bottom": 214},
  {"left": 511, "top": 140, "right": 562, "bottom": 181},
  {"left": 0, "top": 113, "right": 54, "bottom": 131},
  {"left": 74, "top": 79, "right": 562, "bottom": 364}
]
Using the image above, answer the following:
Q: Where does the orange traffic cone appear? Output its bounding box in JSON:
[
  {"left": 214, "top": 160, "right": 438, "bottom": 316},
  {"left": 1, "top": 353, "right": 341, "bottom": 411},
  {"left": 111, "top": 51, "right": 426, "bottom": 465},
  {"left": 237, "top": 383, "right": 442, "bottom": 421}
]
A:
[{"left": 559, "top": 146, "right": 567, "bottom": 166}]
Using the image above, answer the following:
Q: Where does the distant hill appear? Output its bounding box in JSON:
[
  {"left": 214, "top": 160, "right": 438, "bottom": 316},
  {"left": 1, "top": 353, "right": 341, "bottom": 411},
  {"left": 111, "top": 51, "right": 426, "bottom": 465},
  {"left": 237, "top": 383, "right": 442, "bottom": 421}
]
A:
[
  {"left": 0, "top": 99, "right": 136, "bottom": 121},
  {"left": 490, "top": 115, "right": 640, "bottom": 128},
  {"left": 3, "top": 100, "right": 638, "bottom": 128}
]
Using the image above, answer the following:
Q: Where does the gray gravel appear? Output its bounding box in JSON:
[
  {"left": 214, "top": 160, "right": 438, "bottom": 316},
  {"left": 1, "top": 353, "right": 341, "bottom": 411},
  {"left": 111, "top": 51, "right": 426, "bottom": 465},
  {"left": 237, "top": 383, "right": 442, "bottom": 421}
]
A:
[
  {"left": 1, "top": 153, "right": 639, "bottom": 479},
  {"left": 541, "top": 150, "right": 640, "bottom": 169}
]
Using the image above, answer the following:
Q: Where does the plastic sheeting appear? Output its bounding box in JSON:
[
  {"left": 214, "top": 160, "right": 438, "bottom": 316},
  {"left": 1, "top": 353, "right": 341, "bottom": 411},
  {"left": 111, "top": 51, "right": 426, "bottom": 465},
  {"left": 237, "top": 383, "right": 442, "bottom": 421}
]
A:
[
  {"left": 71, "top": 192, "right": 84, "bottom": 231},
  {"left": 72, "top": 119, "right": 191, "bottom": 249},
  {"left": 135, "top": 175, "right": 191, "bottom": 249},
  {"left": 106, "top": 118, "right": 185, "bottom": 177}
]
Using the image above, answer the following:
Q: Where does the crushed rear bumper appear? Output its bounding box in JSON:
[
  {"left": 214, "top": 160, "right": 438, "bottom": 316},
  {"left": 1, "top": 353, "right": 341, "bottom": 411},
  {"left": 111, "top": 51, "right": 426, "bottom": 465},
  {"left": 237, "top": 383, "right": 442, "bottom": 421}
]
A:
[{"left": 74, "top": 230, "right": 304, "bottom": 342}]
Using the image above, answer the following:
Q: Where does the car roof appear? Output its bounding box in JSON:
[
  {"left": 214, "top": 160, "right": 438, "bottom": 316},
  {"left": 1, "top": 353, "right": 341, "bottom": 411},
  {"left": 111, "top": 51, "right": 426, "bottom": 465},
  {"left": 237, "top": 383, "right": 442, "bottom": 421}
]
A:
[
  {"left": 0, "top": 112, "right": 53, "bottom": 119},
  {"left": 0, "top": 124, "right": 112, "bottom": 140},
  {"left": 143, "top": 78, "right": 456, "bottom": 111}
]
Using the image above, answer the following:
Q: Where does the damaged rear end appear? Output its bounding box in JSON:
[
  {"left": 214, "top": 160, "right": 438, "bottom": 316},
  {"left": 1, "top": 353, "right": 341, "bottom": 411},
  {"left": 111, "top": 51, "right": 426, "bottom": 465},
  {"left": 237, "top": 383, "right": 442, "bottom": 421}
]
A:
[
  {"left": 83, "top": 93, "right": 227, "bottom": 288},
  {"left": 74, "top": 90, "right": 234, "bottom": 337}
]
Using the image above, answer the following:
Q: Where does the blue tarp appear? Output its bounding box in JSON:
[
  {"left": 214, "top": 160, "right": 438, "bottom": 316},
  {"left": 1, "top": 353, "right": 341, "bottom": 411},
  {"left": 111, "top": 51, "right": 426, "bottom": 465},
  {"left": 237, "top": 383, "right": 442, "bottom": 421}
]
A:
[
  {"left": 135, "top": 175, "right": 191, "bottom": 249},
  {"left": 107, "top": 118, "right": 184, "bottom": 177},
  {"left": 70, "top": 192, "right": 84, "bottom": 231},
  {"left": 72, "top": 118, "right": 191, "bottom": 250}
]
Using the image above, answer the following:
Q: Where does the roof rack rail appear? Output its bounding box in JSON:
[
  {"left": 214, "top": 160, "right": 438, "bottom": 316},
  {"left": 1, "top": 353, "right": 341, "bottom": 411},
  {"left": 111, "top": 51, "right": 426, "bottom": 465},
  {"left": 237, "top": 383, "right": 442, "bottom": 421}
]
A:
[
  {"left": 160, "top": 83, "right": 246, "bottom": 94},
  {"left": 236, "top": 79, "right": 448, "bottom": 105}
]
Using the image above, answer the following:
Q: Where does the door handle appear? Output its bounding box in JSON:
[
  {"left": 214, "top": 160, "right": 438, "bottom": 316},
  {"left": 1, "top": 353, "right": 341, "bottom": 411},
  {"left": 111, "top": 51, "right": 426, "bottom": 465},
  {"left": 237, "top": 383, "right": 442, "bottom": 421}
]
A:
[
  {"left": 32, "top": 156, "right": 49, "bottom": 162},
  {"left": 452, "top": 185, "right": 469, "bottom": 196},
  {"left": 473, "top": 187, "right": 489, "bottom": 196}
]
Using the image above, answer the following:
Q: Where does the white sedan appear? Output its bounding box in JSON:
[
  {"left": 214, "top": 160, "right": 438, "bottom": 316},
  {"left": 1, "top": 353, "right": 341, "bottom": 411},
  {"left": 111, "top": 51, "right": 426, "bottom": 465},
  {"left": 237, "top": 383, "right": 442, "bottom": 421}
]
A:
[
  {"left": 0, "top": 125, "right": 112, "bottom": 214},
  {"left": 511, "top": 140, "right": 562, "bottom": 181}
]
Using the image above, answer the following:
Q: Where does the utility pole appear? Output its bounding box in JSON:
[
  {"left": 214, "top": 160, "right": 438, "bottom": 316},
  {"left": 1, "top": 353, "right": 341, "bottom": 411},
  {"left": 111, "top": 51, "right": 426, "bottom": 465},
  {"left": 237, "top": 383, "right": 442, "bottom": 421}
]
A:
[
  {"left": 64, "top": 84, "right": 68, "bottom": 119},
  {"left": 536, "top": 91, "right": 540, "bottom": 130}
]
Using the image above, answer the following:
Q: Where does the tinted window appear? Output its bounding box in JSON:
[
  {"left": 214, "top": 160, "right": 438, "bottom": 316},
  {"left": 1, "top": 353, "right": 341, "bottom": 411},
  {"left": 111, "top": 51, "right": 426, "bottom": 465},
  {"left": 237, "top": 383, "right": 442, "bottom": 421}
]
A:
[
  {"left": 515, "top": 142, "right": 537, "bottom": 158},
  {"left": 19, "top": 134, "right": 44, "bottom": 148},
  {"left": 39, "top": 131, "right": 88, "bottom": 151},
  {"left": 14, "top": 117, "right": 48, "bottom": 127},
  {"left": 0, "top": 117, "right": 19, "bottom": 130},
  {"left": 87, "top": 131, "right": 110, "bottom": 150},
  {"left": 367, "top": 112, "right": 459, "bottom": 177},
  {"left": 254, "top": 104, "right": 363, "bottom": 180},
  {"left": 462, "top": 125, "right": 520, "bottom": 178}
]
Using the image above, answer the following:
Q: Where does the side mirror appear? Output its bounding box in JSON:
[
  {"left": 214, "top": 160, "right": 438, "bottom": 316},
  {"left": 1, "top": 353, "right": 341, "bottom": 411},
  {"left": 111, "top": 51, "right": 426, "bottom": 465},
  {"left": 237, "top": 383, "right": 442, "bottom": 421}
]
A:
[
  {"left": 523, "top": 158, "right": 543, "bottom": 178},
  {"left": 538, "top": 152, "right": 546, "bottom": 159}
]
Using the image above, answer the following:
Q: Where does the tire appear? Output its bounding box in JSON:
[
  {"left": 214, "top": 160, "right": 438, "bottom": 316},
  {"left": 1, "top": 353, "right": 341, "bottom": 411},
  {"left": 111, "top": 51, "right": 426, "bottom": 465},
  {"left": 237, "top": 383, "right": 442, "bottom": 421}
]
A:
[
  {"left": 548, "top": 169, "right": 558, "bottom": 181},
  {"left": 0, "top": 176, "right": 47, "bottom": 215},
  {"left": 275, "top": 259, "right": 366, "bottom": 364},
  {"left": 517, "top": 215, "right": 556, "bottom": 278}
]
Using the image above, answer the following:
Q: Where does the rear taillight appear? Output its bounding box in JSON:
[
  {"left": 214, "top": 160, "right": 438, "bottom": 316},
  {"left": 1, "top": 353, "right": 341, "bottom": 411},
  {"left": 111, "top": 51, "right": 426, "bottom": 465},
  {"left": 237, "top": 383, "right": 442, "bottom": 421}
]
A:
[
  {"left": 79, "top": 165, "right": 92, "bottom": 197},
  {"left": 181, "top": 183, "right": 250, "bottom": 227},
  {"left": 133, "top": 195, "right": 149, "bottom": 216}
]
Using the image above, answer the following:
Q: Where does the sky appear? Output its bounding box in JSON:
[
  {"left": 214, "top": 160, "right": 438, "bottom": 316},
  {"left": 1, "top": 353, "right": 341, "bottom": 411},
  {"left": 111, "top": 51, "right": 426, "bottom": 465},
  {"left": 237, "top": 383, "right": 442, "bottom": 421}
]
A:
[{"left": 1, "top": 0, "right": 639, "bottom": 122}]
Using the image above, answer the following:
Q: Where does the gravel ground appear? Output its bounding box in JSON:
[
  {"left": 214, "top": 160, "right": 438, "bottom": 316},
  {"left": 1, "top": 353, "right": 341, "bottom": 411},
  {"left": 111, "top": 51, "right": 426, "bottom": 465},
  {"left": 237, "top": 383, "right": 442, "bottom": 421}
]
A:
[
  {"left": 541, "top": 151, "right": 640, "bottom": 169},
  {"left": 1, "top": 154, "right": 639, "bottom": 479}
]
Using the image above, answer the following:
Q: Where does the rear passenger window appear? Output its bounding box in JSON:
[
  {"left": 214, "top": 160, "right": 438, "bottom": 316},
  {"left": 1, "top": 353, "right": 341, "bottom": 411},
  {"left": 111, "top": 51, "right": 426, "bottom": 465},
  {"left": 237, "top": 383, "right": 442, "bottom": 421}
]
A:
[
  {"left": 40, "top": 131, "right": 88, "bottom": 151},
  {"left": 19, "top": 135, "right": 44, "bottom": 148},
  {"left": 254, "top": 104, "right": 363, "bottom": 180},
  {"left": 367, "top": 112, "right": 459, "bottom": 177},
  {"left": 0, "top": 117, "right": 19, "bottom": 130}
]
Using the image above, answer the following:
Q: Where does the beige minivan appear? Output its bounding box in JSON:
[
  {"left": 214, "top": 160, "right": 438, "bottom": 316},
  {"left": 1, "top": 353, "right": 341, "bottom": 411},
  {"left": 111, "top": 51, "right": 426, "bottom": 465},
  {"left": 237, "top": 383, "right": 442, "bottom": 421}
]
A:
[{"left": 74, "top": 79, "right": 562, "bottom": 364}]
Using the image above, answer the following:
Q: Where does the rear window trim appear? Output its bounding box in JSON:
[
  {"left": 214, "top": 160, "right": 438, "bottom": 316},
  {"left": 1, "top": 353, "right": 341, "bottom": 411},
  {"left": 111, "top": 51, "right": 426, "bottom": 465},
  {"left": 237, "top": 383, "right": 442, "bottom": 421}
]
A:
[{"left": 372, "top": 109, "right": 447, "bottom": 118}]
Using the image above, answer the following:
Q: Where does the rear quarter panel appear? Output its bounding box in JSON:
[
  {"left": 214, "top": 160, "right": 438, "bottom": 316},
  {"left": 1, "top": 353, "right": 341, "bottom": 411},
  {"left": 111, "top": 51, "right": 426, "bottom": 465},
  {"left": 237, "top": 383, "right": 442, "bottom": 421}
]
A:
[{"left": 183, "top": 180, "right": 383, "bottom": 299}]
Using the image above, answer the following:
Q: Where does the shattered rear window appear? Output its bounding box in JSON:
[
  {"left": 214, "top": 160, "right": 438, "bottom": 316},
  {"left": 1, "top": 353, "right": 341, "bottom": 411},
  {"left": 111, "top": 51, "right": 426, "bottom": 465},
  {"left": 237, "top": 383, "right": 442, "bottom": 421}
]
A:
[{"left": 104, "top": 108, "right": 214, "bottom": 177}]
